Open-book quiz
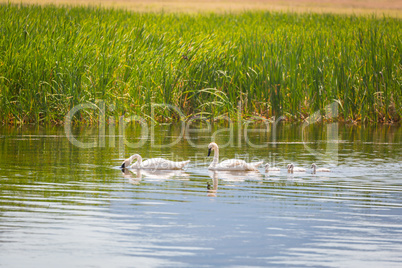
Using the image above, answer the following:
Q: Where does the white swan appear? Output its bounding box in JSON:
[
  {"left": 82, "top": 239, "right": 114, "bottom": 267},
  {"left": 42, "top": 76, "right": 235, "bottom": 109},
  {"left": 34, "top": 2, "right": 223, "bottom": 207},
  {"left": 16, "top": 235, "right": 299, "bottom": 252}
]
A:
[
  {"left": 121, "top": 154, "right": 190, "bottom": 170},
  {"left": 311, "top": 163, "right": 331, "bottom": 174},
  {"left": 287, "top": 163, "right": 306, "bottom": 173},
  {"left": 207, "top": 142, "right": 263, "bottom": 171},
  {"left": 264, "top": 163, "right": 281, "bottom": 172}
]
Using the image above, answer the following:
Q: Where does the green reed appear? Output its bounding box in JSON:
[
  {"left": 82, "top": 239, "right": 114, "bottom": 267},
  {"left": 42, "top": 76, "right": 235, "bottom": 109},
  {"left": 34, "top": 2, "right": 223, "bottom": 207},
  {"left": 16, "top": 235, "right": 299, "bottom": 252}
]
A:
[{"left": 0, "top": 4, "right": 401, "bottom": 124}]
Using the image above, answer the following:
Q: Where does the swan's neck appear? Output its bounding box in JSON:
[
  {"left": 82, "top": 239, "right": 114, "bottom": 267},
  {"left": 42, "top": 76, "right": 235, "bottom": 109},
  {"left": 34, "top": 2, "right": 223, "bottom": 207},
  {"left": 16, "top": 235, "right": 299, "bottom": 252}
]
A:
[
  {"left": 289, "top": 166, "right": 294, "bottom": 173},
  {"left": 131, "top": 155, "right": 142, "bottom": 167},
  {"left": 312, "top": 166, "right": 316, "bottom": 174},
  {"left": 211, "top": 147, "right": 219, "bottom": 166},
  {"left": 265, "top": 164, "right": 269, "bottom": 172},
  {"left": 136, "top": 155, "right": 142, "bottom": 165}
]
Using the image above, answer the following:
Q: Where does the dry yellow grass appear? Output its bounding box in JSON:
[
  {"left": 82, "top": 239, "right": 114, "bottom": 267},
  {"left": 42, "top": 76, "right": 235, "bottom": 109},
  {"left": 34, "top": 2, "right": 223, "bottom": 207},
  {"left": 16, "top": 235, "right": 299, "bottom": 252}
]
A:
[{"left": 2, "top": 0, "right": 402, "bottom": 17}]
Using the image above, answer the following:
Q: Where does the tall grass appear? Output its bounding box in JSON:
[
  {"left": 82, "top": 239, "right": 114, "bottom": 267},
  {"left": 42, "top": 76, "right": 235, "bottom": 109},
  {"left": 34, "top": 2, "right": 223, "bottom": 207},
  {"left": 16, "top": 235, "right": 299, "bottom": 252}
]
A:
[{"left": 0, "top": 4, "right": 401, "bottom": 124}]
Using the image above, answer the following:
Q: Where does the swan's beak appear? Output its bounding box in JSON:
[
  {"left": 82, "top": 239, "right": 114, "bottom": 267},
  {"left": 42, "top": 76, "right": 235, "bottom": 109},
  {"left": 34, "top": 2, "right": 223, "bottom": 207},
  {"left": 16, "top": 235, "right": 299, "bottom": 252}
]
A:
[
  {"left": 121, "top": 162, "right": 125, "bottom": 169},
  {"left": 208, "top": 148, "right": 212, "bottom": 157}
]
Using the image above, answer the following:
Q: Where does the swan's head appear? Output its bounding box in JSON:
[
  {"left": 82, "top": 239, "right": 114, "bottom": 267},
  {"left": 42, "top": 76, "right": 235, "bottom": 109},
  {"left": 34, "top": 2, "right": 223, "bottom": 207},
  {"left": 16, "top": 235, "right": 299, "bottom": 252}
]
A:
[
  {"left": 311, "top": 163, "right": 317, "bottom": 169},
  {"left": 121, "top": 159, "right": 129, "bottom": 169},
  {"left": 287, "top": 163, "right": 294, "bottom": 170},
  {"left": 208, "top": 142, "right": 218, "bottom": 157},
  {"left": 264, "top": 163, "right": 270, "bottom": 172},
  {"left": 121, "top": 154, "right": 140, "bottom": 169}
]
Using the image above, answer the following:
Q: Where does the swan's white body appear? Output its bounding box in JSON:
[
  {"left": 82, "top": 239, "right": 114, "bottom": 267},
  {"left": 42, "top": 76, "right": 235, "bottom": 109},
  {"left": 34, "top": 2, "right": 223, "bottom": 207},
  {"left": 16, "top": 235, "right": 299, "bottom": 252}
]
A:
[
  {"left": 287, "top": 163, "right": 306, "bottom": 173},
  {"left": 311, "top": 163, "right": 331, "bottom": 174},
  {"left": 121, "top": 154, "right": 190, "bottom": 170},
  {"left": 264, "top": 163, "right": 281, "bottom": 172},
  {"left": 207, "top": 142, "right": 263, "bottom": 171}
]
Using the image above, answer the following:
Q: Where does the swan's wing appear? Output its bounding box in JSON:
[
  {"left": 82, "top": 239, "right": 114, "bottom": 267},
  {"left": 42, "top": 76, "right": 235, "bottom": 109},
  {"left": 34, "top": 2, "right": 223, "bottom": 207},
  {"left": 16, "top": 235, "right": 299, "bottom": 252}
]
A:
[
  {"left": 178, "top": 160, "right": 190, "bottom": 168},
  {"left": 142, "top": 158, "right": 188, "bottom": 170},
  {"left": 141, "top": 158, "right": 170, "bottom": 169},
  {"left": 219, "top": 159, "right": 247, "bottom": 168},
  {"left": 317, "top": 168, "right": 331, "bottom": 172},
  {"left": 251, "top": 161, "right": 263, "bottom": 168},
  {"left": 268, "top": 167, "right": 281, "bottom": 171}
]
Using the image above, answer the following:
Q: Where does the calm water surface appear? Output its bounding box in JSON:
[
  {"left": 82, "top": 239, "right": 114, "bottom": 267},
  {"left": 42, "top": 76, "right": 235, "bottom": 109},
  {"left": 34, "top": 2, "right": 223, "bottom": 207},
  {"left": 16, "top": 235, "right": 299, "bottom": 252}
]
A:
[{"left": 0, "top": 123, "right": 401, "bottom": 267}]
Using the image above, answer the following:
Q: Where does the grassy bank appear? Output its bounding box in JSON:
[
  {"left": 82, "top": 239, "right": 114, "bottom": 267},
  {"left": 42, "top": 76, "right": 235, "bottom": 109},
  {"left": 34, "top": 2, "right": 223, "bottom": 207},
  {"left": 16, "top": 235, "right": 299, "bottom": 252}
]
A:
[{"left": 0, "top": 4, "right": 401, "bottom": 124}]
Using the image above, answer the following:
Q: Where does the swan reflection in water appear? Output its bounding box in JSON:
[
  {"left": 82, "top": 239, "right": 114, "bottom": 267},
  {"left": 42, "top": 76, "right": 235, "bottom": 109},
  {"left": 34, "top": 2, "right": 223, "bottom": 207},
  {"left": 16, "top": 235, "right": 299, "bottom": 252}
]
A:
[
  {"left": 207, "top": 174, "right": 219, "bottom": 197},
  {"left": 207, "top": 170, "right": 263, "bottom": 197},
  {"left": 209, "top": 170, "right": 263, "bottom": 182},
  {"left": 122, "top": 168, "right": 189, "bottom": 184},
  {"left": 121, "top": 168, "right": 142, "bottom": 184}
]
